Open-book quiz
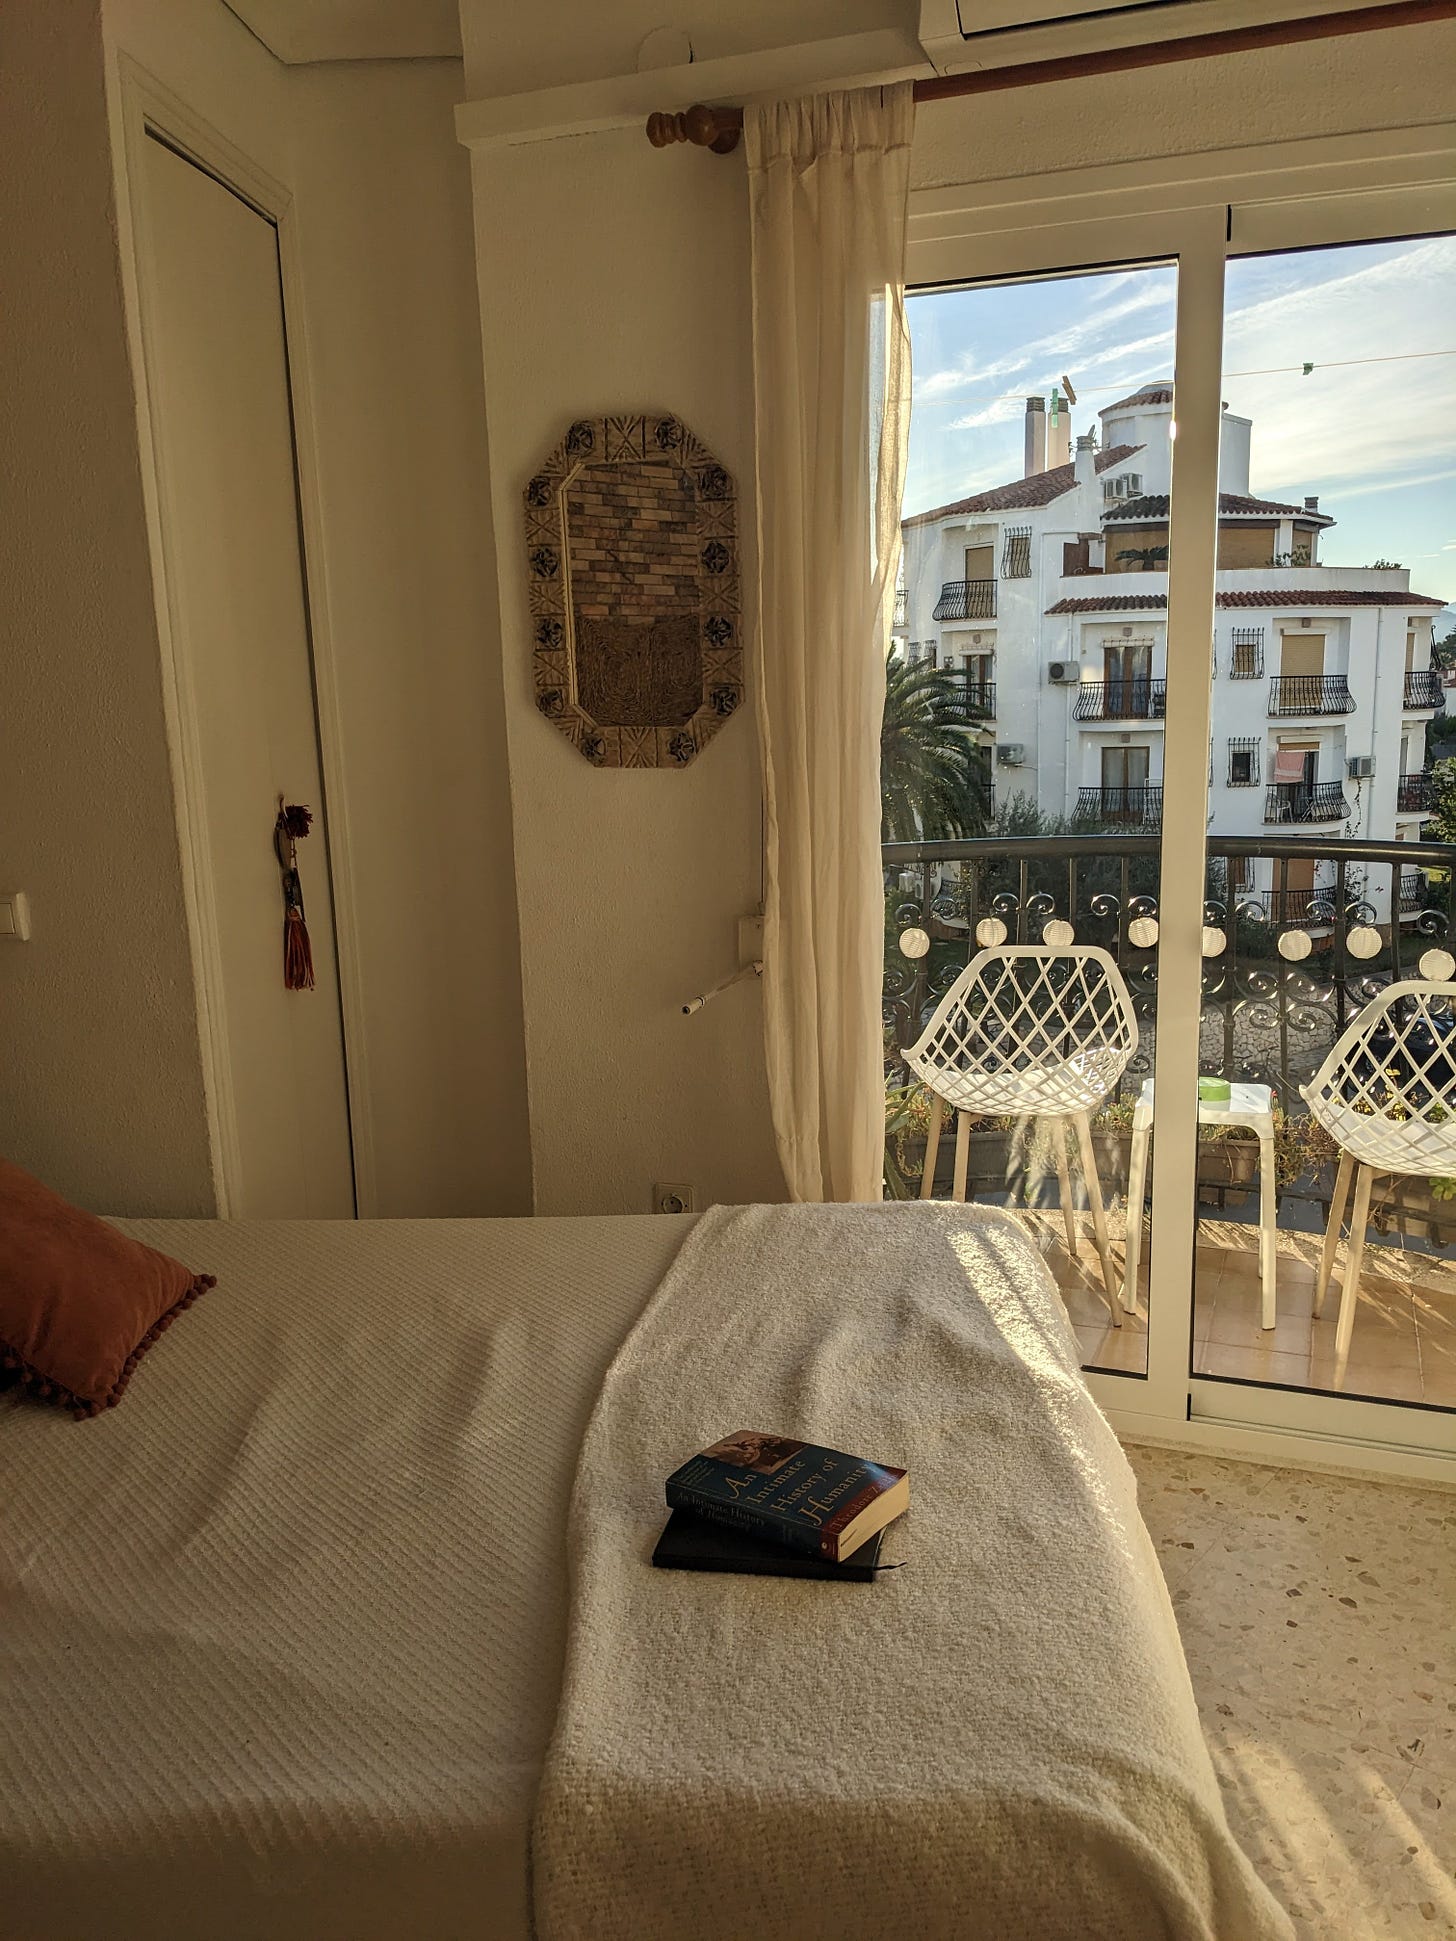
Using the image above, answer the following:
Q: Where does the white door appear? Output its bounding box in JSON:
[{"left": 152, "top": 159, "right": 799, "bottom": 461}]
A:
[{"left": 138, "top": 134, "right": 355, "bottom": 1217}]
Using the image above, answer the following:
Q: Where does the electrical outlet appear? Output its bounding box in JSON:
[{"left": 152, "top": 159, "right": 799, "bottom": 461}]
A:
[{"left": 653, "top": 1182, "right": 695, "bottom": 1215}]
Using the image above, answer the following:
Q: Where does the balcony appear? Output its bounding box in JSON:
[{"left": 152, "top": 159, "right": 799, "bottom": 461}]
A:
[
  {"left": 1264, "top": 781, "right": 1349, "bottom": 824},
  {"left": 1258, "top": 886, "right": 1334, "bottom": 925},
  {"left": 1403, "top": 669, "right": 1443, "bottom": 711},
  {"left": 1268, "top": 674, "right": 1355, "bottom": 716},
  {"left": 932, "top": 578, "right": 996, "bottom": 623},
  {"left": 1076, "top": 785, "right": 1163, "bottom": 825},
  {"left": 1073, "top": 678, "right": 1167, "bottom": 722},
  {"left": 1400, "top": 870, "right": 1429, "bottom": 913},
  {"left": 957, "top": 677, "right": 996, "bottom": 721},
  {"left": 1397, "top": 772, "right": 1432, "bottom": 813}
]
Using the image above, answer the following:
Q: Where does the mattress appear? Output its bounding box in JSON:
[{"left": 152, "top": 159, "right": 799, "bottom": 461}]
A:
[{"left": 0, "top": 1213, "right": 691, "bottom": 1941}]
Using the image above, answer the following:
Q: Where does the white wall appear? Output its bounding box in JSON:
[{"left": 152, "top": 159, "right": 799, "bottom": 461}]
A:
[
  {"left": 0, "top": 0, "right": 530, "bottom": 1215},
  {"left": 0, "top": 0, "right": 215, "bottom": 1214},
  {"left": 467, "top": 130, "right": 782, "bottom": 1215}
]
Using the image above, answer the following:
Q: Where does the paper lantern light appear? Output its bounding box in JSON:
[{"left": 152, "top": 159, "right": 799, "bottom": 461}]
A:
[
  {"left": 1128, "top": 916, "right": 1159, "bottom": 950},
  {"left": 1201, "top": 926, "right": 1227, "bottom": 957},
  {"left": 1042, "top": 919, "right": 1075, "bottom": 947},
  {"left": 1419, "top": 948, "right": 1456, "bottom": 982},
  {"left": 975, "top": 917, "right": 1008, "bottom": 949},
  {"left": 898, "top": 927, "right": 930, "bottom": 961},
  {"left": 1346, "top": 925, "right": 1382, "bottom": 961},
  {"left": 1277, "top": 929, "right": 1312, "bottom": 962}
]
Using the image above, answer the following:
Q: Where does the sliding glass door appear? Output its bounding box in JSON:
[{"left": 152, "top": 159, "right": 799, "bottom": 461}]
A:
[{"left": 897, "top": 147, "right": 1456, "bottom": 1476}]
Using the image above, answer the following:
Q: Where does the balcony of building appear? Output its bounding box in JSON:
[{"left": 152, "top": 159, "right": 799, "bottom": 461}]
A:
[
  {"left": 1403, "top": 669, "right": 1443, "bottom": 712},
  {"left": 932, "top": 578, "right": 996, "bottom": 622},
  {"left": 1073, "top": 678, "right": 1167, "bottom": 722},
  {"left": 1075, "top": 785, "right": 1163, "bottom": 824},
  {"left": 1397, "top": 771, "right": 1433, "bottom": 813},
  {"left": 1267, "top": 674, "right": 1355, "bottom": 717},
  {"left": 1264, "top": 780, "right": 1349, "bottom": 825},
  {"left": 882, "top": 832, "right": 1456, "bottom": 1408},
  {"left": 955, "top": 676, "right": 996, "bottom": 721}
]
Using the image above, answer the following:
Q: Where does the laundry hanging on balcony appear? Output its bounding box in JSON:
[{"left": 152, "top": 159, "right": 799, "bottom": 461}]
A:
[{"left": 1272, "top": 747, "right": 1308, "bottom": 783}]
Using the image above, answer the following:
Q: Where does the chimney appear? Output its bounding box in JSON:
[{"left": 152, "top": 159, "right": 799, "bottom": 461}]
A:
[
  {"left": 1304, "top": 495, "right": 1319, "bottom": 513},
  {"left": 1047, "top": 389, "right": 1072, "bottom": 470},
  {"left": 1024, "top": 396, "right": 1047, "bottom": 478},
  {"left": 1074, "top": 433, "right": 1097, "bottom": 490}
]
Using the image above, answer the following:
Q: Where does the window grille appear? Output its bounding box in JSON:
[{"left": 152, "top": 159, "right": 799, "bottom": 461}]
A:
[
  {"left": 1001, "top": 526, "right": 1032, "bottom": 577},
  {"left": 1227, "top": 738, "right": 1260, "bottom": 787},
  {"left": 1230, "top": 627, "right": 1264, "bottom": 679}
]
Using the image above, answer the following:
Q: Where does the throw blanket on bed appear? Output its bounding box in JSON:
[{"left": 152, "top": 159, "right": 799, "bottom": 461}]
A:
[{"left": 532, "top": 1202, "right": 1291, "bottom": 1941}]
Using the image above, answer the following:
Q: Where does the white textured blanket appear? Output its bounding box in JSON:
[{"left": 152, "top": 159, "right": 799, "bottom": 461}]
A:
[{"left": 533, "top": 1202, "right": 1291, "bottom": 1941}]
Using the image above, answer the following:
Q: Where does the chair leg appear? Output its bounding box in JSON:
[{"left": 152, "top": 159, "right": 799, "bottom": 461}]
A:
[
  {"left": 951, "top": 1110, "right": 971, "bottom": 1203},
  {"left": 1074, "top": 1110, "right": 1120, "bottom": 1326},
  {"left": 1314, "top": 1150, "right": 1354, "bottom": 1319},
  {"left": 920, "top": 1092, "right": 943, "bottom": 1201},
  {"left": 1334, "top": 1164, "right": 1375, "bottom": 1371},
  {"left": 1052, "top": 1122, "right": 1078, "bottom": 1257},
  {"left": 1122, "top": 1118, "right": 1150, "bottom": 1316}
]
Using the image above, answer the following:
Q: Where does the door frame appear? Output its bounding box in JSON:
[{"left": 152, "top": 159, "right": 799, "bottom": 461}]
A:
[
  {"left": 107, "top": 53, "right": 376, "bottom": 1216},
  {"left": 906, "top": 120, "right": 1456, "bottom": 1483}
]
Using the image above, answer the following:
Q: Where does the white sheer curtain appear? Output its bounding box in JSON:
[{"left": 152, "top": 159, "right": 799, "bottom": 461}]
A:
[{"left": 746, "top": 84, "right": 914, "bottom": 1202}]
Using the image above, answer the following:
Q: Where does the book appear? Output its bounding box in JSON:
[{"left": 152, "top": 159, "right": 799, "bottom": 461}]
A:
[
  {"left": 664, "top": 1430, "right": 909, "bottom": 1564},
  {"left": 652, "top": 1509, "right": 889, "bottom": 1581}
]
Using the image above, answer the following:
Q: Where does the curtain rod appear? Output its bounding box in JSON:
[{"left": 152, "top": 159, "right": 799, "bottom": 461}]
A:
[{"left": 645, "top": 0, "right": 1456, "bottom": 154}]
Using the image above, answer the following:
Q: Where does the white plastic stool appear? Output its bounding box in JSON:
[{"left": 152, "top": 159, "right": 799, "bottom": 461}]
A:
[{"left": 1122, "top": 1078, "right": 1278, "bottom": 1326}]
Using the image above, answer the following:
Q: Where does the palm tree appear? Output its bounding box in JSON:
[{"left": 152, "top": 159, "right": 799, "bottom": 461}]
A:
[{"left": 880, "top": 652, "right": 989, "bottom": 842}]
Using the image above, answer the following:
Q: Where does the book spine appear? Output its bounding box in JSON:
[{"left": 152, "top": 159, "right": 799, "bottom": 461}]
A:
[{"left": 665, "top": 1482, "right": 828, "bottom": 1558}]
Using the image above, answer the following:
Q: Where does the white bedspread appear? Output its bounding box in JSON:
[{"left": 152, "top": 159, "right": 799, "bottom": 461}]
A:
[
  {"left": 534, "top": 1202, "right": 1292, "bottom": 1941},
  {"left": 0, "top": 1213, "right": 689, "bottom": 1941}
]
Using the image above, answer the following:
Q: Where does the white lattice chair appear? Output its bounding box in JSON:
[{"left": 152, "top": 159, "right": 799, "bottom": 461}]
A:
[
  {"left": 905, "top": 945, "right": 1139, "bottom": 1319},
  {"left": 1301, "top": 978, "right": 1456, "bottom": 1369}
]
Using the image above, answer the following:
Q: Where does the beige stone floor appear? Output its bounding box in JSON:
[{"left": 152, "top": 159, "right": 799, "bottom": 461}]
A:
[
  {"left": 1013, "top": 1210, "right": 1456, "bottom": 1410},
  {"left": 1124, "top": 1441, "right": 1456, "bottom": 1939}
]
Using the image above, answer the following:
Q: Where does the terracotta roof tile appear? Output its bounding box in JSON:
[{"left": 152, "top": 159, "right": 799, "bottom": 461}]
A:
[
  {"left": 902, "top": 444, "right": 1143, "bottom": 525},
  {"left": 1101, "top": 384, "right": 1173, "bottom": 412},
  {"left": 1103, "top": 492, "right": 1333, "bottom": 522},
  {"left": 1045, "top": 589, "right": 1447, "bottom": 615}
]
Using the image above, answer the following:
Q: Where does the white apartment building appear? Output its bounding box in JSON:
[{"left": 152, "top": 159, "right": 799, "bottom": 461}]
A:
[{"left": 894, "top": 383, "right": 1447, "bottom": 924}]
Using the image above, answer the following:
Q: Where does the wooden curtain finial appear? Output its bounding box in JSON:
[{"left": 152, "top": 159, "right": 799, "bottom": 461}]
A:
[{"left": 644, "top": 104, "right": 742, "bottom": 153}]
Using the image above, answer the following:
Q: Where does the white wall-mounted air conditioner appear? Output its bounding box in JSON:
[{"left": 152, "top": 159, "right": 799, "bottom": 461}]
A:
[
  {"left": 918, "top": 1, "right": 1391, "bottom": 76},
  {"left": 996, "top": 743, "right": 1026, "bottom": 765},
  {"left": 1347, "top": 756, "right": 1375, "bottom": 780},
  {"left": 1047, "top": 661, "right": 1080, "bottom": 685}
]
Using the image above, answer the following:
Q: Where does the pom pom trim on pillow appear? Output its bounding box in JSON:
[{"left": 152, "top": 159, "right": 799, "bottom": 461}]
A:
[{"left": 2, "top": 1273, "right": 215, "bottom": 1419}]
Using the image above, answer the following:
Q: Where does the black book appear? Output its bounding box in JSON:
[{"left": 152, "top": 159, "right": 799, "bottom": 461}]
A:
[{"left": 651, "top": 1508, "right": 890, "bottom": 1582}]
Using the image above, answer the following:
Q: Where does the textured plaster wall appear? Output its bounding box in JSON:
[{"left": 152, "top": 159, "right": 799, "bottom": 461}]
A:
[
  {"left": 1, "top": 0, "right": 530, "bottom": 1216},
  {"left": 0, "top": 0, "right": 215, "bottom": 1215},
  {"left": 468, "top": 131, "right": 783, "bottom": 1215}
]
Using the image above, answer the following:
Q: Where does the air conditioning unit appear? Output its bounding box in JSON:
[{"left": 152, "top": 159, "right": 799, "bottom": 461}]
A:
[
  {"left": 917, "top": 2, "right": 1378, "bottom": 76},
  {"left": 1347, "top": 756, "right": 1375, "bottom": 780},
  {"left": 1047, "top": 661, "right": 1080, "bottom": 685},
  {"left": 996, "top": 743, "right": 1026, "bottom": 766}
]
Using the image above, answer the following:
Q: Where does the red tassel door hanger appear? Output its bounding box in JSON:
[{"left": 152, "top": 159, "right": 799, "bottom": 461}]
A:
[{"left": 274, "top": 798, "right": 316, "bottom": 991}]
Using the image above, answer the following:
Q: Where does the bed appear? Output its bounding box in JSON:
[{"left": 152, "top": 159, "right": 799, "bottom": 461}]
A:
[{"left": 0, "top": 1203, "right": 1289, "bottom": 1940}]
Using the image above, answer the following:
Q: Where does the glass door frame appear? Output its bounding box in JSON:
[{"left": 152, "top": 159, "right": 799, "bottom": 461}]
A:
[{"left": 906, "top": 124, "right": 1456, "bottom": 1483}]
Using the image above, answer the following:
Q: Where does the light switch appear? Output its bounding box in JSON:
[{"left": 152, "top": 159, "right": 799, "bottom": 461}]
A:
[{"left": 0, "top": 892, "right": 32, "bottom": 941}]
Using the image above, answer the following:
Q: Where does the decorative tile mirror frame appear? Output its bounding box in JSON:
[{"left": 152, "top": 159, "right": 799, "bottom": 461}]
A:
[{"left": 523, "top": 413, "right": 742, "bottom": 767}]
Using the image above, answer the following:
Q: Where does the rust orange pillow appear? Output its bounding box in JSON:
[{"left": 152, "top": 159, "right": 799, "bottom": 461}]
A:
[{"left": 0, "top": 1160, "right": 214, "bottom": 1418}]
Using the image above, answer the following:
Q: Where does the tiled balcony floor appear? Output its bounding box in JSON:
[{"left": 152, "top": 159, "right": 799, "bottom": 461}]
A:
[{"left": 1013, "top": 1212, "right": 1456, "bottom": 1410}]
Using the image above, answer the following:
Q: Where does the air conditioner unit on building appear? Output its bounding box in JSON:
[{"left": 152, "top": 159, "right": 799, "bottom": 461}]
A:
[
  {"left": 1347, "top": 756, "right": 1375, "bottom": 780},
  {"left": 1047, "top": 661, "right": 1080, "bottom": 685},
  {"left": 996, "top": 743, "right": 1026, "bottom": 766}
]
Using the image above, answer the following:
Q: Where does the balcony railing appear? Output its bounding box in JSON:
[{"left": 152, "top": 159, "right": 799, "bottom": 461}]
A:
[
  {"left": 1400, "top": 870, "right": 1429, "bottom": 912},
  {"left": 1268, "top": 674, "right": 1355, "bottom": 716},
  {"left": 1076, "top": 785, "right": 1163, "bottom": 824},
  {"left": 1258, "top": 886, "right": 1335, "bottom": 925},
  {"left": 1073, "top": 678, "right": 1167, "bottom": 721},
  {"left": 1404, "top": 669, "right": 1443, "bottom": 711},
  {"left": 1264, "top": 781, "right": 1349, "bottom": 824},
  {"left": 1398, "top": 772, "right": 1433, "bottom": 813},
  {"left": 932, "top": 578, "right": 996, "bottom": 622},
  {"left": 958, "top": 678, "right": 996, "bottom": 721}
]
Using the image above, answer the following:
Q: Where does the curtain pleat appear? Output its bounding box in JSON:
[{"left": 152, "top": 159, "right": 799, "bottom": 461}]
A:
[{"left": 746, "top": 85, "right": 914, "bottom": 1202}]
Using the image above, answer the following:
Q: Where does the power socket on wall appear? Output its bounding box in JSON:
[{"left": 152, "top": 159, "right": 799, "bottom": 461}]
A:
[{"left": 653, "top": 1182, "right": 695, "bottom": 1215}]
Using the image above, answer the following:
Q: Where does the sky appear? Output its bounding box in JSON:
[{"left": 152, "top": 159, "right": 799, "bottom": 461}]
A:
[{"left": 904, "top": 237, "right": 1456, "bottom": 624}]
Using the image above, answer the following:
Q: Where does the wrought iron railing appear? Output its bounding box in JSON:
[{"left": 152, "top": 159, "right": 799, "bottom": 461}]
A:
[
  {"left": 1398, "top": 771, "right": 1432, "bottom": 813},
  {"left": 1076, "top": 785, "right": 1163, "bottom": 824},
  {"left": 882, "top": 834, "right": 1456, "bottom": 1122},
  {"left": 1073, "top": 678, "right": 1167, "bottom": 721},
  {"left": 1268, "top": 673, "right": 1355, "bottom": 716},
  {"left": 932, "top": 578, "right": 996, "bottom": 622},
  {"left": 1403, "top": 669, "right": 1443, "bottom": 711},
  {"left": 1264, "top": 781, "right": 1348, "bottom": 824},
  {"left": 958, "top": 678, "right": 996, "bottom": 720}
]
